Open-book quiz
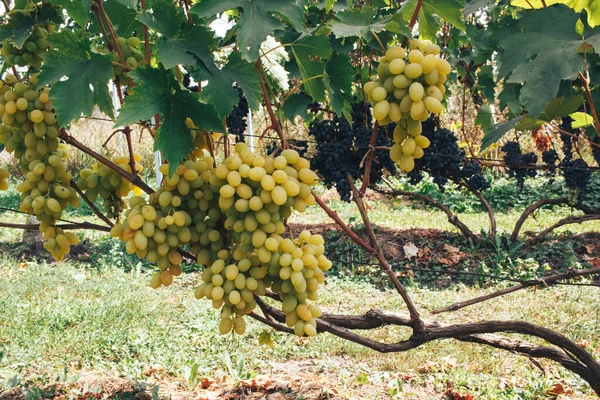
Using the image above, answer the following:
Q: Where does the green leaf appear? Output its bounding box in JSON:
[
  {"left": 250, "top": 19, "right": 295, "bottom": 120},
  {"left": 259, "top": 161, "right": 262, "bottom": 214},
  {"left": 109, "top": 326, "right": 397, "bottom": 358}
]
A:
[
  {"left": 137, "top": 0, "right": 185, "bottom": 37},
  {"left": 53, "top": 0, "right": 93, "bottom": 27},
  {"left": 289, "top": 34, "right": 332, "bottom": 102},
  {"left": 497, "top": 6, "right": 590, "bottom": 116},
  {"left": 481, "top": 116, "right": 524, "bottom": 151},
  {"left": 200, "top": 52, "right": 262, "bottom": 117},
  {"left": 324, "top": 53, "right": 353, "bottom": 119},
  {"left": 116, "top": 65, "right": 223, "bottom": 174},
  {"left": 190, "top": 0, "right": 306, "bottom": 62},
  {"left": 570, "top": 111, "right": 595, "bottom": 128},
  {"left": 537, "top": 96, "right": 584, "bottom": 121},
  {"left": 510, "top": 0, "right": 600, "bottom": 27},
  {"left": 281, "top": 93, "right": 311, "bottom": 121},
  {"left": 498, "top": 83, "right": 522, "bottom": 116},
  {"left": 401, "top": 0, "right": 466, "bottom": 40},
  {"left": 476, "top": 65, "right": 495, "bottom": 104},
  {"left": 102, "top": 0, "right": 140, "bottom": 37},
  {"left": 509, "top": 97, "right": 585, "bottom": 131},
  {"left": 38, "top": 30, "right": 114, "bottom": 127},
  {"left": 328, "top": 7, "right": 409, "bottom": 40},
  {"left": 475, "top": 104, "right": 494, "bottom": 132},
  {"left": 325, "top": 0, "right": 336, "bottom": 12}
]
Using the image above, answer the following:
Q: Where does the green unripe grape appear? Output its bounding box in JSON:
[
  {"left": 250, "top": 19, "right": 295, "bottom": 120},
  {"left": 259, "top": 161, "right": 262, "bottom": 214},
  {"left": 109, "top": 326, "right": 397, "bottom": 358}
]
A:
[
  {"left": 219, "top": 318, "right": 233, "bottom": 334},
  {"left": 409, "top": 82, "right": 424, "bottom": 102},
  {"left": 388, "top": 58, "right": 406, "bottom": 74},
  {"left": 404, "top": 63, "right": 423, "bottom": 79},
  {"left": 373, "top": 100, "right": 390, "bottom": 121},
  {"left": 371, "top": 86, "right": 387, "bottom": 102}
]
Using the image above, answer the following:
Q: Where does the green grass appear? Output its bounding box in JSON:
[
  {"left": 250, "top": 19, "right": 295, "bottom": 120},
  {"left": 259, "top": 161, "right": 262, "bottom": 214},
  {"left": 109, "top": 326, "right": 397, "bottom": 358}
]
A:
[{"left": 0, "top": 258, "right": 598, "bottom": 399}]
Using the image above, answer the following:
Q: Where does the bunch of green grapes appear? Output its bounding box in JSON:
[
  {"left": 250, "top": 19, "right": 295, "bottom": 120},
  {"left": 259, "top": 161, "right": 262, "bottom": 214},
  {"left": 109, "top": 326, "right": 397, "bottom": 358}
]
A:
[
  {"left": 77, "top": 154, "right": 143, "bottom": 219},
  {"left": 109, "top": 141, "right": 330, "bottom": 336},
  {"left": 195, "top": 231, "right": 330, "bottom": 336},
  {"left": 191, "top": 143, "right": 329, "bottom": 336},
  {"left": 364, "top": 38, "right": 450, "bottom": 172},
  {"left": 1, "top": 26, "right": 51, "bottom": 69},
  {"left": 110, "top": 152, "right": 224, "bottom": 284},
  {"left": 0, "top": 73, "right": 80, "bottom": 259},
  {"left": 97, "top": 37, "right": 145, "bottom": 83},
  {"left": 110, "top": 196, "right": 189, "bottom": 286},
  {"left": 0, "top": 168, "right": 8, "bottom": 190}
]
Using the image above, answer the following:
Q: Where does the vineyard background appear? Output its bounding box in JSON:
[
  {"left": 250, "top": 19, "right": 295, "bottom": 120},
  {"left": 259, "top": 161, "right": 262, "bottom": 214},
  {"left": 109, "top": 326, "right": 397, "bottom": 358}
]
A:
[{"left": 1, "top": 0, "right": 600, "bottom": 399}]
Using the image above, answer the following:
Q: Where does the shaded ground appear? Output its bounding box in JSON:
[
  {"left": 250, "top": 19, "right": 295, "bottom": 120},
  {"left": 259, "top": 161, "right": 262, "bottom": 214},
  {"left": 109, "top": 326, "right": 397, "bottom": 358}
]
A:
[{"left": 3, "top": 224, "right": 599, "bottom": 278}]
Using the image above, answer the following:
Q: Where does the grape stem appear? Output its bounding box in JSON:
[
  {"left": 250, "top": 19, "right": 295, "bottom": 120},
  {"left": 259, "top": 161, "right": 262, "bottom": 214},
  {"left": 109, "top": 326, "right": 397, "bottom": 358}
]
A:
[
  {"left": 123, "top": 126, "right": 139, "bottom": 179},
  {"left": 555, "top": 125, "right": 600, "bottom": 150},
  {"left": 401, "top": 0, "right": 424, "bottom": 47},
  {"left": 0, "top": 221, "right": 111, "bottom": 232},
  {"left": 578, "top": 71, "right": 600, "bottom": 136},
  {"left": 140, "top": 0, "right": 151, "bottom": 63},
  {"left": 251, "top": 293, "right": 600, "bottom": 395},
  {"left": 531, "top": 214, "right": 600, "bottom": 243},
  {"left": 349, "top": 177, "right": 424, "bottom": 330},
  {"left": 60, "top": 128, "right": 154, "bottom": 195},
  {"left": 432, "top": 266, "right": 600, "bottom": 314},
  {"left": 375, "top": 181, "right": 480, "bottom": 244},
  {"left": 359, "top": 122, "right": 379, "bottom": 196},
  {"left": 92, "top": 0, "right": 135, "bottom": 89},
  {"left": 69, "top": 179, "right": 115, "bottom": 227},
  {"left": 510, "top": 197, "right": 598, "bottom": 242},
  {"left": 255, "top": 60, "right": 289, "bottom": 149}
]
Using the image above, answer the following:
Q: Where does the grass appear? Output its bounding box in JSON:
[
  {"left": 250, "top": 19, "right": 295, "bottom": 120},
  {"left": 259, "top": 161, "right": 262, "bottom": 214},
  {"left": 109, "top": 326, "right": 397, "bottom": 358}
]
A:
[{"left": 0, "top": 258, "right": 598, "bottom": 399}]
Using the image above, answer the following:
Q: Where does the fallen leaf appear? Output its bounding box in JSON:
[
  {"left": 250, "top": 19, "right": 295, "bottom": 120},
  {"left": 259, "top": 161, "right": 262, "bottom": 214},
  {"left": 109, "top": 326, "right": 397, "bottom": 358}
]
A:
[
  {"left": 200, "top": 376, "right": 216, "bottom": 389},
  {"left": 403, "top": 242, "right": 419, "bottom": 259},
  {"left": 444, "top": 244, "right": 461, "bottom": 254}
]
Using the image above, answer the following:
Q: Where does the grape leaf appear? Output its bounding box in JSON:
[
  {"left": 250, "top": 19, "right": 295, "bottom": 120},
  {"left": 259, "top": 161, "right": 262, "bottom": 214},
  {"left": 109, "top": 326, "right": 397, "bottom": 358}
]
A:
[
  {"left": 496, "top": 6, "right": 599, "bottom": 117},
  {"left": 281, "top": 92, "right": 311, "bottom": 121},
  {"left": 38, "top": 30, "right": 114, "bottom": 127},
  {"left": 498, "top": 83, "right": 522, "bottom": 116},
  {"left": 481, "top": 116, "right": 524, "bottom": 150},
  {"left": 138, "top": 0, "right": 216, "bottom": 70},
  {"left": 137, "top": 0, "right": 184, "bottom": 37},
  {"left": 116, "top": 65, "right": 223, "bottom": 175},
  {"left": 325, "top": 0, "right": 336, "bottom": 12},
  {"left": 189, "top": 0, "right": 306, "bottom": 62},
  {"left": 401, "top": 0, "right": 466, "bottom": 40},
  {"left": 328, "top": 7, "right": 409, "bottom": 39},
  {"left": 102, "top": 0, "right": 140, "bottom": 37},
  {"left": 324, "top": 53, "right": 353, "bottom": 120},
  {"left": 288, "top": 34, "right": 332, "bottom": 102},
  {"left": 569, "top": 112, "right": 595, "bottom": 128},
  {"left": 476, "top": 65, "right": 496, "bottom": 104},
  {"left": 475, "top": 104, "right": 494, "bottom": 132},
  {"left": 510, "top": 0, "right": 600, "bottom": 27},
  {"left": 52, "top": 0, "right": 93, "bottom": 27},
  {"left": 199, "top": 52, "right": 262, "bottom": 117},
  {"left": 140, "top": 0, "right": 260, "bottom": 117}
]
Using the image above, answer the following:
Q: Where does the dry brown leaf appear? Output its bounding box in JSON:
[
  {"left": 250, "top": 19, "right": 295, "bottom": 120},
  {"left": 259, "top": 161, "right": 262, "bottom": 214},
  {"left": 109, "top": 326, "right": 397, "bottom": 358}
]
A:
[{"left": 444, "top": 244, "right": 461, "bottom": 254}]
